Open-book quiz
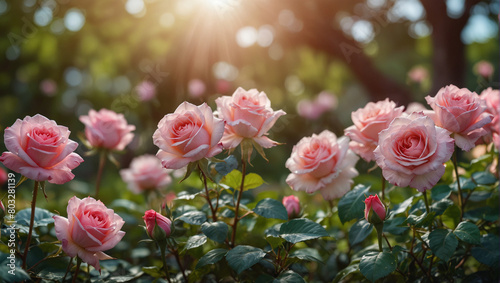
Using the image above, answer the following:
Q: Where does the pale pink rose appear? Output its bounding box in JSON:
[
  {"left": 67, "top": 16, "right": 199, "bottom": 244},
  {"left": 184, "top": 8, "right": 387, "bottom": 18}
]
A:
[
  {"left": 0, "top": 114, "right": 83, "bottom": 184},
  {"left": 79, "top": 109, "right": 135, "bottom": 151},
  {"left": 53, "top": 196, "right": 125, "bottom": 271},
  {"left": 282, "top": 195, "right": 300, "bottom": 218},
  {"left": 188, "top": 79, "right": 206, "bottom": 98},
  {"left": 153, "top": 102, "right": 224, "bottom": 169},
  {"left": 120, "top": 155, "right": 172, "bottom": 194},
  {"left": 39, "top": 79, "right": 58, "bottom": 96},
  {"left": 474, "top": 60, "right": 494, "bottom": 78},
  {"left": 374, "top": 112, "right": 455, "bottom": 192},
  {"left": 286, "top": 130, "right": 359, "bottom": 200},
  {"left": 425, "top": 85, "right": 493, "bottom": 151},
  {"left": 314, "top": 91, "right": 337, "bottom": 112},
  {"left": 344, "top": 99, "right": 404, "bottom": 162},
  {"left": 408, "top": 66, "right": 429, "bottom": 83},
  {"left": 216, "top": 79, "right": 231, "bottom": 94},
  {"left": 297, "top": 99, "right": 321, "bottom": 120},
  {"left": 479, "top": 88, "right": 500, "bottom": 143},
  {"left": 404, "top": 102, "right": 428, "bottom": 114},
  {"left": 135, "top": 80, "right": 156, "bottom": 101},
  {"left": 215, "top": 87, "right": 286, "bottom": 149},
  {"left": 143, "top": 209, "right": 172, "bottom": 240}
]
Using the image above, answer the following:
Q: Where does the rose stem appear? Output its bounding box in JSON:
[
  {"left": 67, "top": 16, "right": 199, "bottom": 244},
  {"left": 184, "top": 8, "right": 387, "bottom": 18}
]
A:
[
  {"left": 95, "top": 150, "right": 107, "bottom": 198},
  {"left": 72, "top": 256, "right": 82, "bottom": 283},
  {"left": 22, "top": 181, "right": 39, "bottom": 270},
  {"left": 160, "top": 243, "right": 173, "bottom": 283},
  {"left": 423, "top": 190, "right": 433, "bottom": 232},
  {"left": 230, "top": 159, "right": 246, "bottom": 248},
  {"left": 199, "top": 165, "right": 218, "bottom": 222},
  {"left": 62, "top": 257, "right": 74, "bottom": 282},
  {"left": 452, "top": 150, "right": 463, "bottom": 222},
  {"left": 168, "top": 239, "right": 188, "bottom": 282}
]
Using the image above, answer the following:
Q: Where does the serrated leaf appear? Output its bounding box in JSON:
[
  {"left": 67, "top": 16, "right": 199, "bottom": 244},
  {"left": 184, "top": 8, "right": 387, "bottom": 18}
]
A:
[
  {"left": 16, "top": 208, "right": 55, "bottom": 228},
  {"left": 338, "top": 184, "right": 370, "bottom": 224},
  {"left": 431, "top": 185, "right": 452, "bottom": 201},
  {"left": 289, "top": 248, "right": 323, "bottom": 263},
  {"left": 253, "top": 198, "right": 288, "bottom": 220},
  {"left": 279, "top": 218, "right": 329, "bottom": 244},
  {"left": 349, "top": 219, "right": 373, "bottom": 246},
  {"left": 221, "top": 170, "right": 242, "bottom": 190},
  {"left": 214, "top": 155, "right": 239, "bottom": 177},
  {"left": 201, "top": 221, "right": 228, "bottom": 243},
  {"left": 185, "top": 235, "right": 207, "bottom": 250},
  {"left": 429, "top": 229, "right": 458, "bottom": 262},
  {"left": 471, "top": 234, "right": 500, "bottom": 267},
  {"left": 454, "top": 221, "right": 480, "bottom": 245},
  {"left": 431, "top": 199, "right": 454, "bottom": 216},
  {"left": 226, "top": 245, "right": 266, "bottom": 274},
  {"left": 273, "top": 270, "right": 306, "bottom": 283},
  {"left": 196, "top": 248, "right": 228, "bottom": 269},
  {"left": 359, "top": 251, "right": 397, "bottom": 282},
  {"left": 402, "top": 212, "right": 435, "bottom": 228},
  {"left": 176, "top": 211, "right": 207, "bottom": 225}
]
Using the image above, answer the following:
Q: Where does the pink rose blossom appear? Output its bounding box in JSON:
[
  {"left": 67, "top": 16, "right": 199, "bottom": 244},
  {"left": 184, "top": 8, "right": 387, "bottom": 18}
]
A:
[
  {"left": 474, "top": 60, "right": 494, "bottom": 78},
  {"left": 135, "top": 80, "right": 157, "bottom": 101},
  {"left": 0, "top": 167, "right": 7, "bottom": 186},
  {"left": 143, "top": 209, "right": 172, "bottom": 240},
  {"left": 297, "top": 99, "right": 320, "bottom": 120},
  {"left": 215, "top": 87, "right": 286, "bottom": 149},
  {"left": 364, "top": 194, "right": 386, "bottom": 224},
  {"left": 297, "top": 92, "right": 337, "bottom": 120},
  {"left": 425, "top": 85, "right": 493, "bottom": 151},
  {"left": 188, "top": 79, "right": 206, "bottom": 98},
  {"left": 282, "top": 195, "right": 300, "bottom": 218},
  {"left": 79, "top": 109, "right": 135, "bottom": 151},
  {"left": 405, "top": 102, "right": 428, "bottom": 114},
  {"left": 53, "top": 196, "right": 125, "bottom": 271},
  {"left": 39, "top": 79, "right": 58, "bottom": 96},
  {"left": 286, "top": 130, "right": 359, "bottom": 200},
  {"left": 374, "top": 112, "right": 455, "bottom": 192},
  {"left": 0, "top": 114, "right": 83, "bottom": 184},
  {"left": 408, "top": 66, "right": 429, "bottom": 83},
  {"left": 153, "top": 102, "right": 224, "bottom": 169},
  {"left": 479, "top": 88, "right": 500, "bottom": 143},
  {"left": 120, "top": 155, "right": 172, "bottom": 194},
  {"left": 344, "top": 99, "right": 404, "bottom": 162}
]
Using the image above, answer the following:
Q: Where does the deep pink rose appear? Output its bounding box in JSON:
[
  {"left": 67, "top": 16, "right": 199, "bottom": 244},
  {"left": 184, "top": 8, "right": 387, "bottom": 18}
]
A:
[
  {"left": 0, "top": 167, "right": 7, "bottom": 186},
  {"left": 364, "top": 195, "right": 386, "bottom": 224},
  {"left": 153, "top": 102, "right": 224, "bottom": 169},
  {"left": 286, "top": 130, "right": 359, "bottom": 200},
  {"left": 344, "top": 99, "right": 404, "bottom": 162},
  {"left": 79, "top": 109, "right": 135, "bottom": 151},
  {"left": 374, "top": 112, "right": 455, "bottom": 192},
  {"left": 479, "top": 88, "right": 500, "bottom": 143},
  {"left": 53, "top": 196, "right": 125, "bottom": 271},
  {"left": 425, "top": 85, "right": 493, "bottom": 151},
  {"left": 0, "top": 114, "right": 83, "bottom": 184},
  {"left": 282, "top": 195, "right": 300, "bottom": 218},
  {"left": 120, "top": 155, "right": 172, "bottom": 193},
  {"left": 143, "top": 209, "right": 172, "bottom": 240},
  {"left": 215, "top": 87, "right": 286, "bottom": 149}
]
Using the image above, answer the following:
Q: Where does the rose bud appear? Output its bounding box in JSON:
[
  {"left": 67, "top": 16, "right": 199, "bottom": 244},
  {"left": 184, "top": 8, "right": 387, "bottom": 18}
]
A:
[
  {"left": 364, "top": 195, "right": 386, "bottom": 225},
  {"left": 143, "top": 209, "right": 172, "bottom": 241},
  {"left": 282, "top": 195, "right": 300, "bottom": 218}
]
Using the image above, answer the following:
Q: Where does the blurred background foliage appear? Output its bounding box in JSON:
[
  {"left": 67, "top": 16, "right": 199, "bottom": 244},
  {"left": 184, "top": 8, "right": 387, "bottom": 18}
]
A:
[{"left": 0, "top": 0, "right": 498, "bottom": 202}]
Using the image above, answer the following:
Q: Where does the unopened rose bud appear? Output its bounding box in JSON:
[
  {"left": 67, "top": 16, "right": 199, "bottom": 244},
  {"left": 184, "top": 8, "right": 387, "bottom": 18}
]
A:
[
  {"left": 364, "top": 195, "right": 386, "bottom": 225},
  {"left": 143, "top": 210, "right": 172, "bottom": 241},
  {"left": 282, "top": 195, "right": 300, "bottom": 218}
]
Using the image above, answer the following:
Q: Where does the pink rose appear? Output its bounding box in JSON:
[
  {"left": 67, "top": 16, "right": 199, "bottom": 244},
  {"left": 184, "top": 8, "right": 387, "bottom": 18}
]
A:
[
  {"left": 143, "top": 209, "right": 172, "bottom": 240},
  {"left": 0, "top": 167, "right": 7, "bottom": 186},
  {"left": 425, "top": 85, "right": 493, "bottom": 151},
  {"left": 188, "top": 79, "right": 206, "bottom": 98},
  {"left": 135, "top": 80, "right": 157, "bottom": 102},
  {"left": 479, "top": 88, "right": 500, "bottom": 142},
  {"left": 474, "top": 60, "right": 494, "bottom": 78},
  {"left": 79, "top": 109, "right": 135, "bottom": 151},
  {"left": 344, "top": 99, "right": 404, "bottom": 162},
  {"left": 364, "top": 195, "right": 386, "bottom": 224},
  {"left": 215, "top": 87, "right": 286, "bottom": 149},
  {"left": 282, "top": 195, "right": 300, "bottom": 218},
  {"left": 297, "top": 91, "right": 337, "bottom": 120},
  {"left": 0, "top": 114, "right": 83, "bottom": 184},
  {"left": 286, "top": 130, "right": 359, "bottom": 200},
  {"left": 374, "top": 112, "right": 455, "bottom": 192},
  {"left": 53, "top": 196, "right": 125, "bottom": 271},
  {"left": 153, "top": 102, "right": 224, "bottom": 169},
  {"left": 404, "top": 102, "right": 428, "bottom": 114},
  {"left": 120, "top": 155, "right": 172, "bottom": 194},
  {"left": 407, "top": 66, "right": 428, "bottom": 83}
]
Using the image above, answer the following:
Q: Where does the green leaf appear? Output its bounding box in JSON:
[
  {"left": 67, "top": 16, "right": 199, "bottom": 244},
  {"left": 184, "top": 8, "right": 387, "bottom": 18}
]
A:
[
  {"left": 391, "top": 197, "right": 414, "bottom": 215},
  {"left": 442, "top": 205, "right": 461, "bottom": 228},
  {"left": 431, "top": 185, "right": 452, "bottom": 201},
  {"left": 338, "top": 184, "right": 370, "bottom": 224},
  {"left": 402, "top": 212, "right": 435, "bottom": 228},
  {"left": 196, "top": 248, "right": 228, "bottom": 269},
  {"left": 185, "top": 234, "right": 207, "bottom": 250},
  {"left": 244, "top": 173, "right": 264, "bottom": 190},
  {"left": 279, "top": 218, "right": 329, "bottom": 244},
  {"left": 464, "top": 206, "right": 499, "bottom": 222},
  {"left": 273, "top": 270, "right": 306, "bottom": 283},
  {"left": 383, "top": 217, "right": 408, "bottom": 235},
  {"left": 201, "top": 221, "right": 228, "bottom": 243},
  {"left": 253, "top": 198, "right": 288, "bottom": 220},
  {"left": 429, "top": 229, "right": 458, "bottom": 262},
  {"left": 32, "top": 256, "right": 71, "bottom": 281},
  {"left": 16, "top": 208, "right": 55, "bottom": 228},
  {"left": 471, "top": 234, "right": 500, "bottom": 267},
  {"left": 225, "top": 245, "right": 266, "bottom": 274},
  {"left": 289, "top": 248, "right": 324, "bottom": 263},
  {"left": 214, "top": 155, "right": 239, "bottom": 177},
  {"left": 349, "top": 219, "right": 373, "bottom": 246},
  {"left": 221, "top": 169, "right": 242, "bottom": 190},
  {"left": 359, "top": 251, "right": 397, "bottom": 282},
  {"left": 176, "top": 211, "right": 207, "bottom": 225},
  {"left": 431, "top": 199, "right": 454, "bottom": 216},
  {"left": 454, "top": 221, "right": 480, "bottom": 245},
  {"left": 471, "top": 171, "right": 497, "bottom": 185},
  {"left": 266, "top": 236, "right": 285, "bottom": 250},
  {"left": 142, "top": 266, "right": 164, "bottom": 278}
]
